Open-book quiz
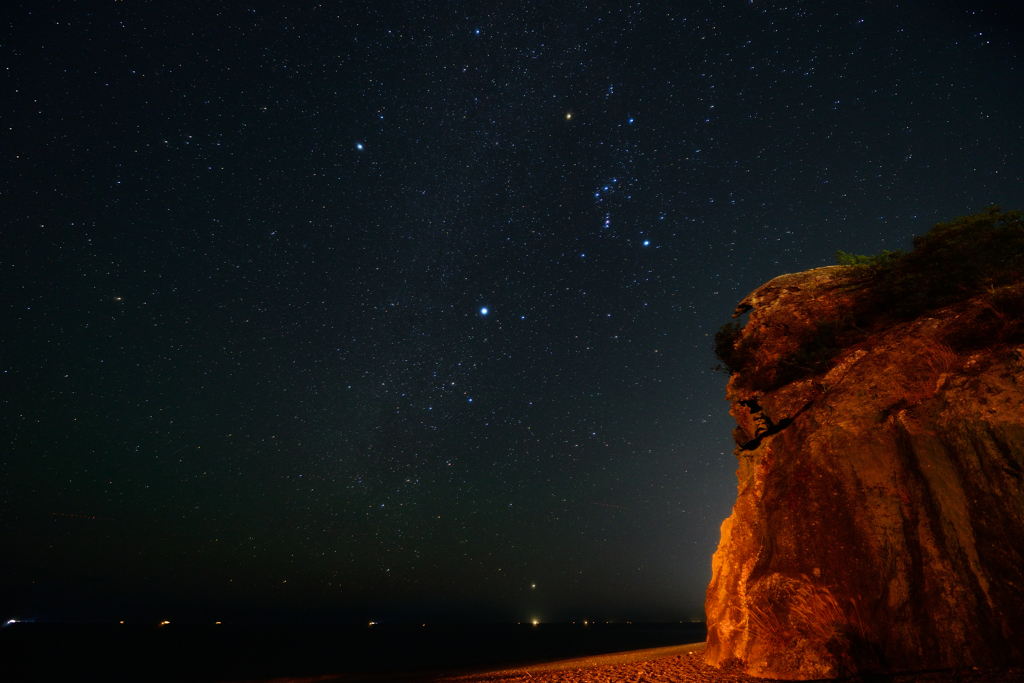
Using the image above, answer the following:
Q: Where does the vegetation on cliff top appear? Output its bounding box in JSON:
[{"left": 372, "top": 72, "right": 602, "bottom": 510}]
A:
[
  {"left": 834, "top": 206, "right": 1024, "bottom": 318},
  {"left": 716, "top": 207, "right": 1024, "bottom": 382}
]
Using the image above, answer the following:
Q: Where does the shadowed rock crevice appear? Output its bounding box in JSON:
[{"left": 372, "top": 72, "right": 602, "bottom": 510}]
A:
[
  {"left": 735, "top": 398, "right": 817, "bottom": 451},
  {"left": 705, "top": 266, "right": 1024, "bottom": 680}
]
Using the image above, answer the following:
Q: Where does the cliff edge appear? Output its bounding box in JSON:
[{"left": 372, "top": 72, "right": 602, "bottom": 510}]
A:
[{"left": 705, "top": 262, "right": 1024, "bottom": 679}]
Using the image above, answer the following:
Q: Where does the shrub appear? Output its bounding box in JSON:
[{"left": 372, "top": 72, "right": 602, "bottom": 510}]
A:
[
  {"left": 834, "top": 249, "right": 901, "bottom": 267},
  {"left": 850, "top": 206, "right": 1024, "bottom": 319},
  {"left": 714, "top": 321, "right": 745, "bottom": 375},
  {"left": 716, "top": 207, "right": 1024, "bottom": 388},
  {"left": 827, "top": 206, "right": 1024, "bottom": 357}
]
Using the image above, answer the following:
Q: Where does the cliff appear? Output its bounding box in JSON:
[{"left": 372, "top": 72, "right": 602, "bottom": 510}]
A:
[{"left": 705, "top": 265, "right": 1024, "bottom": 679}]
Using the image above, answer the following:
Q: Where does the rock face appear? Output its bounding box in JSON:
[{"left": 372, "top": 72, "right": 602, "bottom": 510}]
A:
[{"left": 705, "top": 266, "right": 1024, "bottom": 679}]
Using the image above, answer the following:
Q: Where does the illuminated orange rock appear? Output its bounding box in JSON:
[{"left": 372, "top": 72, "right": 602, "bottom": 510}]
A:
[{"left": 705, "top": 266, "right": 1024, "bottom": 679}]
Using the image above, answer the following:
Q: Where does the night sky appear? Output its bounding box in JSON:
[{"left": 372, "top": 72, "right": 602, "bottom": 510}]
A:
[{"left": 3, "top": 1, "right": 1023, "bottom": 624}]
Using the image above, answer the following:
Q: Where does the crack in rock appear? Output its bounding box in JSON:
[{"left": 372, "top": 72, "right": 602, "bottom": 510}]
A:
[{"left": 737, "top": 398, "right": 813, "bottom": 450}]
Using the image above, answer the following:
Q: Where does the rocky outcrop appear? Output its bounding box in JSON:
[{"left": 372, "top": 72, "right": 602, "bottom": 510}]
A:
[{"left": 705, "top": 266, "right": 1024, "bottom": 679}]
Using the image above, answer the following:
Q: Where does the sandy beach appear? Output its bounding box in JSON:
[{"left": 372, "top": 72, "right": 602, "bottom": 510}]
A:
[
  {"left": 230, "top": 642, "right": 1024, "bottom": 683},
  {"left": 441, "top": 643, "right": 1024, "bottom": 683}
]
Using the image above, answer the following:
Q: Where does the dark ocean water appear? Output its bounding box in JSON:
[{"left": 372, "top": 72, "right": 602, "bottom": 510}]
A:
[{"left": 2, "top": 622, "right": 706, "bottom": 682}]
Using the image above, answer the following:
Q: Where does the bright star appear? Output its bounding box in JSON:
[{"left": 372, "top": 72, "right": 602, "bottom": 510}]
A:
[
  {"left": 643, "top": 240, "right": 650, "bottom": 246},
  {"left": 356, "top": 142, "right": 364, "bottom": 150},
  {"left": 480, "top": 307, "right": 488, "bottom": 315}
]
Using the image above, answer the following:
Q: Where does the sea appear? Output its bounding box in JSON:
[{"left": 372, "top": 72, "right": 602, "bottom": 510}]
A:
[{"left": 2, "top": 621, "right": 707, "bottom": 682}]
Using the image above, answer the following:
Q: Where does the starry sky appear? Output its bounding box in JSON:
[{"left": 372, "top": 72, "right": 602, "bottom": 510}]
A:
[{"left": 2, "top": 1, "right": 1023, "bottom": 624}]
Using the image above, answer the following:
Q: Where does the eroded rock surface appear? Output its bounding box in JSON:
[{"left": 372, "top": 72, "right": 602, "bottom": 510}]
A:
[{"left": 705, "top": 266, "right": 1024, "bottom": 679}]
